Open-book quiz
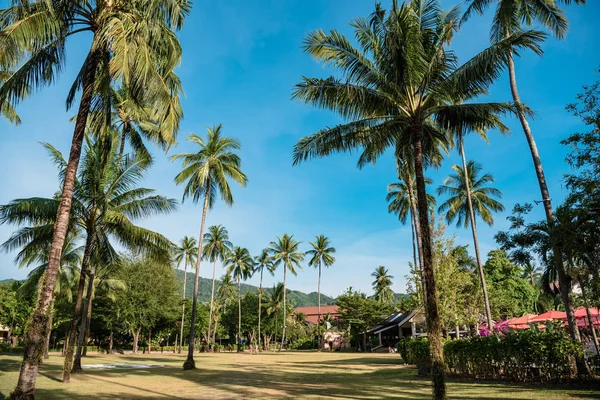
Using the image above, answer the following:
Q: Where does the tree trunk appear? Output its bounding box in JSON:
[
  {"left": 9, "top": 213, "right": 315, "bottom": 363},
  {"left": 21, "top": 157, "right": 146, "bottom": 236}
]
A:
[
  {"left": 412, "top": 124, "right": 446, "bottom": 400},
  {"left": 73, "top": 269, "right": 95, "bottom": 372},
  {"left": 43, "top": 300, "right": 55, "bottom": 360},
  {"left": 410, "top": 214, "right": 421, "bottom": 305},
  {"left": 109, "top": 329, "right": 113, "bottom": 354},
  {"left": 184, "top": 189, "right": 210, "bottom": 370},
  {"left": 63, "top": 224, "right": 94, "bottom": 383},
  {"left": 459, "top": 136, "right": 494, "bottom": 331},
  {"left": 118, "top": 123, "right": 127, "bottom": 161},
  {"left": 280, "top": 267, "right": 287, "bottom": 351},
  {"left": 580, "top": 280, "right": 599, "bottom": 355},
  {"left": 405, "top": 166, "right": 427, "bottom": 306},
  {"left": 258, "top": 269, "right": 263, "bottom": 351},
  {"left": 507, "top": 51, "right": 588, "bottom": 376},
  {"left": 237, "top": 278, "right": 242, "bottom": 353},
  {"left": 83, "top": 296, "right": 92, "bottom": 356},
  {"left": 132, "top": 327, "right": 141, "bottom": 354},
  {"left": 208, "top": 259, "right": 217, "bottom": 350},
  {"left": 11, "top": 51, "right": 98, "bottom": 398},
  {"left": 179, "top": 259, "right": 188, "bottom": 354},
  {"left": 148, "top": 328, "right": 151, "bottom": 354},
  {"left": 317, "top": 261, "right": 322, "bottom": 349},
  {"left": 274, "top": 310, "right": 279, "bottom": 350},
  {"left": 212, "top": 315, "right": 219, "bottom": 347}
]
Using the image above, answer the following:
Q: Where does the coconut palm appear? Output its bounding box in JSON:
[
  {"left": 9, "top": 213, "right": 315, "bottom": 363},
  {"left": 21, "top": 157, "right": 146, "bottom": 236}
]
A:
[
  {"left": 264, "top": 282, "right": 285, "bottom": 345},
  {"left": 371, "top": 266, "right": 394, "bottom": 304},
  {"left": 225, "top": 247, "right": 254, "bottom": 352},
  {"left": 0, "top": 70, "right": 26, "bottom": 125},
  {"left": 253, "top": 249, "right": 274, "bottom": 350},
  {"left": 203, "top": 225, "right": 233, "bottom": 349},
  {"left": 0, "top": 135, "right": 176, "bottom": 380},
  {"left": 268, "top": 234, "right": 304, "bottom": 351},
  {"left": 437, "top": 161, "right": 504, "bottom": 330},
  {"left": 171, "top": 124, "right": 247, "bottom": 369},
  {"left": 0, "top": 1, "right": 188, "bottom": 393},
  {"left": 290, "top": 1, "right": 543, "bottom": 396},
  {"left": 306, "top": 235, "right": 336, "bottom": 348},
  {"left": 174, "top": 236, "right": 198, "bottom": 353},
  {"left": 522, "top": 261, "right": 542, "bottom": 287},
  {"left": 461, "top": 0, "right": 587, "bottom": 368}
]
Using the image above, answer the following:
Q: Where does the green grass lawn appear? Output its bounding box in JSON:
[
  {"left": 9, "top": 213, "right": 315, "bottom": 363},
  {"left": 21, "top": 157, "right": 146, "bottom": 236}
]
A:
[{"left": 0, "top": 351, "right": 598, "bottom": 399}]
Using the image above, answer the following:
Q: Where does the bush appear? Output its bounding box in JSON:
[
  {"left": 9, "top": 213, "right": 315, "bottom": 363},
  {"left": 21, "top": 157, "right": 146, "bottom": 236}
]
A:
[
  {"left": 290, "top": 338, "right": 317, "bottom": 350},
  {"left": 399, "top": 327, "right": 583, "bottom": 382}
]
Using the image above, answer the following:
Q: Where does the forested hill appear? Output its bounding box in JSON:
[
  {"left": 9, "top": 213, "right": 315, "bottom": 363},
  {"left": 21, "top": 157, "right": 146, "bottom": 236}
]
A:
[{"left": 174, "top": 270, "right": 335, "bottom": 307}]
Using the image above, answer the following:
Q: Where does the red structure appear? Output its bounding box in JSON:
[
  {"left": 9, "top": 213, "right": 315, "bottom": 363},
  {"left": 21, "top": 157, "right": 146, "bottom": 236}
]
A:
[{"left": 293, "top": 305, "right": 341, "bottom": 325}]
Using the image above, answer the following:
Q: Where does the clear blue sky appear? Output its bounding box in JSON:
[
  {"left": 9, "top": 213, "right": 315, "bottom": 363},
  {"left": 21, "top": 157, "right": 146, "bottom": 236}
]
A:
[{"left": 1, "top": 0, "right": 599, "bottom": 298}]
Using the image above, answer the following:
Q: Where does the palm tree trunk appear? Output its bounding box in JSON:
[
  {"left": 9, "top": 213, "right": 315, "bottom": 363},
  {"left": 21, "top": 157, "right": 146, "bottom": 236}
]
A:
[
  {"left": 118, "top": 124, "right": 127, "bottom": 161},
  {"left": 184, "top": 189, "right": 210, "bottom": 370},
  {"left": 208, "top": 259, "right": 217, "bottom": 350},
  {"left": 317, "top": 260, "right": 322, "bottom": 350},
  {"left": 63, "top": 225, "right": 94, "bottom": 383},
  {"left": 405, "top": 168, "right": 427, "bottom": 305},
  {"left": 412, "top": 124, "right": 446, "bottom": 400},
  {"left": 580, "top": 280, "right": 599, "bottom": 354},
  {"left": 237, "top": 278, "right": 242, "bottom": 353},
  {"left": 73, "top": 269, "right": 95, "bottom": 372},
  {"left": 258, "top": 269, "right": 263, "bottom": 351},
  {"left": 83, "top": 299, "right": 92, "bottom": 357},
  {"left": 507, "top": 51, "right": 588, "bottom": 375},
  {"left": 12, "top": 52, "right": 98, "bottom": 398},
  {"left": 43, "top": 300, "right": 55, "bottom": 360},
  {"left": 459, "top": 136, "right": 494, "bottom": 331},
  {"left": 410, "top": 213, "right": 421, "bottom": 305},
  {"left": 179, "top": 260, "right": 188, "bottom": 354},
  {"left": 280, "top": 267, "right": 287, "bottom": 351}
]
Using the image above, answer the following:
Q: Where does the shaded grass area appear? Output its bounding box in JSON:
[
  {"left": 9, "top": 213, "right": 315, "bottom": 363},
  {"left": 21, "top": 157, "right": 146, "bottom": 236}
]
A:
[{"left": 0, "top": 352, "right": 599, "bottom": 399}]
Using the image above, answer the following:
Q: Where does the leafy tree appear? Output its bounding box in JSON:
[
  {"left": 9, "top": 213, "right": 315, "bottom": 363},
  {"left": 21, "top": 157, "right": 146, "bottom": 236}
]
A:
[
  {"left": 202, "top": 225, "right": 232, "bottom": 348},
  {"left": 371, "top": 266, "right": 394, "bottom": 305},
  {"left": 171, "top": 124, "right": 248, "bottom": 369},
  {"left": 225, "top": 247, "right": 254, "bottom": 352},
  {"left": 0, "top": 1, "right": 188, "bottom": 392},
  {"left": 291, "top": 1, "right": 540, "bottom": 395},
  {"left": 306, "top": 235, "right": 336, "bottom": 348},
  {"left": 437, "top": 161, "right": 504, "bottom": 330},
  {"left": 253, "top": 249, "right": 274, "bottom": 350},
  {"left": 268, "top": 234, "right": 304, "bottom": 350},
  {"left": 173, "top": 236, "right": 198, "bottom": 353}
]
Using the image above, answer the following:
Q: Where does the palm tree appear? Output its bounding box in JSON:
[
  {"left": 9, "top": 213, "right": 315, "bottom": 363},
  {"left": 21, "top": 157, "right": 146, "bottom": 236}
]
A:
[
  {"left": 1, "top": 136, "right": 176, "bottom": 381},
  {"left": 225, "top": 247, "right": 254, "bottom": 352},
  {"left": 173, "top": 236, "right": 198, "bottom": 354},
  {"left": 215, "top": 274, "right": 237, "bottom": 344},
  {"left": 203, "top": 225, "right": 233, "bottom": 349},
  {"left": 268, "top": 234, "right": 304, "bottom": 351},
  {"left": 437, "top": 161, "right": 504, "bottom": 330},
  {"left": 171, "top": 124, "right": 247, "bottom": 369},
  {"left": 0, "top": 70, "right": 26, "bottom": 125},
  {"left": 371, "top": 266, "right": 394, "bottom": 304},
  {"left": 290, "top": 1, "right": 542, "bottom": 396},
  {"left": 461, "top": 0, "right": 587, "bottom": 370},
  {"left": 306, "top": 235, "right": 336, "bottom": 349},
  {"left": 522, "top": 261, "right": 542, "bottom": 287},
  {"left": 253, "top": 249, "right": 274, "bottom": 351},
  {"left": 0, "top": 2, "right": 188, "bottom": 394},
  {"left": 264, "top": 282, "right": 285, "bottom": 346}
]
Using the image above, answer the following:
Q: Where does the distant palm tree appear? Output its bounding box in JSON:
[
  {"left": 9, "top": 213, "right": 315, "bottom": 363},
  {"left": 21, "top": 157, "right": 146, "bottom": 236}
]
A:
[
  {"left": 437, "top": 161, "right": 503, "bottom": 330},
  {"left": 203, "top": 225, "right": 233, "bottom": 349},
  {"left": 371, "top": 266, "right": 394, "bottom": 304},
  {"left": 268, "top": 234, "right": 304, "bottom": 350},
  {"left": 264, "top": 282, "right": 285, "bottom": 345},
  {"left": 174, "top": 236, "right": 198, "bottom": 353},
  {"left": 225, "top": 247, "right": 254, "bottom": 352},
  {"left": 171, "top": 124, "right": 247, "bottom": 369},
  {"left": 253, "top": 249, "right": 274, "bottom": 350},
  {"left": 216, "top": 274, "right": 237, "bottom": 344},
  {"left": 306, "top": 235, "right": 336, "bottom": 348},
  {"left": 522, "top": 261, "right": 542, "bottom": 287}
]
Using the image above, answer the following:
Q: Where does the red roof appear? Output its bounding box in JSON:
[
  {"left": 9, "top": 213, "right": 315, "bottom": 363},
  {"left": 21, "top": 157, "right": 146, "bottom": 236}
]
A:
[{"left": 293, "top": 306, "right": 340, "bottom": 325}]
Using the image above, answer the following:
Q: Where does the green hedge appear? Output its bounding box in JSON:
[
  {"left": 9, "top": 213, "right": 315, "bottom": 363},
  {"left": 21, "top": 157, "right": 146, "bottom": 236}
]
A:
[{"left": 398, "top": 328, "right": 583, "bottom": 382}]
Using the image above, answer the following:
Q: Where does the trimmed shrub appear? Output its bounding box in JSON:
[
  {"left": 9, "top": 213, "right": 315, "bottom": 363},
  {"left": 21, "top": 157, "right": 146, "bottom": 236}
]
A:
[{"left": 397, "top": 339, "right": 430, "bottom": 376}]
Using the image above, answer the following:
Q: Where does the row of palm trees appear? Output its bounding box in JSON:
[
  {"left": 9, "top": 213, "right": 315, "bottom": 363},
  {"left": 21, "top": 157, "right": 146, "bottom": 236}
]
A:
[{"left": 290, "top": 0, "right": 588, "bottom": 398}]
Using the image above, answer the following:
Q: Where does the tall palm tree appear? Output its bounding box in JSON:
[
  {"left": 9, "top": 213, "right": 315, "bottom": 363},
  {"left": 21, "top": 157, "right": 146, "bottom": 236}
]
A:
[
  {"left": 268, "top": 234, "right": 304, "bottom": 351},
  {"left": 171, "top": 124, "right": 247, "bottom": 369},
  {"left": 437, "top": 161, "right": 504, "bottom": 330},
  {"left": 173, "top": 236, "right": 198, "bottom": 354},
  {"left": 253, "top": 249, "right": 274, "bottom": 350},
  {"left": 0, "top": 2, "right": 188, "bottom": 394},
  {"left": 264, "top": 282, "right": 285, "bottom": 345},
  {"left": 1, "top": 136, "right": 176, "bottom": 381},
  {"left": 461, "top": 0, "right": 587, "bottom": 371},
  {"left": 522, "top": 261, "right": 542, "bottom": 287},
  {"left": 371, "top": 266, "right": 394, "bottom": 304},
  {"left": 306, "top": 235, "right": 336, "bottom": 348},
  {"left": 225, "top": 247, "right": 254, "bottom": 352},
  {"left": 290, "top": 1, "right": 542, "bottom": 396},
  {"left": 203, "top": 225, "right": 232, "bottom": 349},
  {"left": 0, "top": 70, "right": 26, "bottom": 125}
]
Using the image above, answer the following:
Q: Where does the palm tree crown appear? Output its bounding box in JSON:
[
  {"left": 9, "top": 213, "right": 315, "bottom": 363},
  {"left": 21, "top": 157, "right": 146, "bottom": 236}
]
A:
[
  {"left": 306, "top": 236, "right": 336, "bottom": 268},
  {"left": 387, "top": 178, "right": 436, "bottom": 224},
  {"left": 437, "top": 161, "right": 504, "bottom": 228},
  {"left": 268, "top": 235, "right": 305, "bottom": 275},
  {"left": 174, "top": 237, "right": 199, "bottom": 273},
  {"left": 171, "top": 124, "right": 248, "bottom": 206},
  {"left": 226, "top": 247, "right": 254, "bottom": 283},
  {"left": 371, "top": 266, "right": 394, "bottom": 304},
  {"left": 203, "top": 225, "right": 233, "bottom": 263}
]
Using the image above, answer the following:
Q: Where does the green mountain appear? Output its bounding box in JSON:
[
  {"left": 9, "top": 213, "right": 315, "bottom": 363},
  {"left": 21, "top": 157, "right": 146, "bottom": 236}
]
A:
[{"left": 174, "top": 270, "right": 335, "bottom": 307}]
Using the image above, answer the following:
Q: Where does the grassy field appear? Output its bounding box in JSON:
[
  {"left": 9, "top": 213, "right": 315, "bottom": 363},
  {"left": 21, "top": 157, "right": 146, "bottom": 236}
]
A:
[{"left": 1, "top": 351, "right": 598, "bottom": 399}]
